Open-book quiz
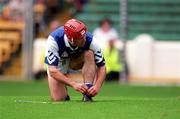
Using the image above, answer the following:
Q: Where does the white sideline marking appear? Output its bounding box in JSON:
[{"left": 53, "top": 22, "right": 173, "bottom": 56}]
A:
[
  {"left": 15, "top": 100, "right": 50, "bottom": 104},
  {"left": 14, "top": 100, "right": 65, "bottom": 104}
]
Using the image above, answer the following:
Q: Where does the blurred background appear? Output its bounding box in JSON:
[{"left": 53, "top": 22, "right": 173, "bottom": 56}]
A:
[{"left": 0, "top": 0, "right": 180, "bottom": 85}]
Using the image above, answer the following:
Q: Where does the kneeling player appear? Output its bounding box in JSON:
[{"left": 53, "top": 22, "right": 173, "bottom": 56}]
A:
[{"left": 45, "top": 19, "right": 106, "bottom": 102}]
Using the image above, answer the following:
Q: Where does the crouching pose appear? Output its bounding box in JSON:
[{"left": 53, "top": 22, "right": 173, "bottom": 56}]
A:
[{"left": 45, "top": 19, "right": 106, "bottom": 102}]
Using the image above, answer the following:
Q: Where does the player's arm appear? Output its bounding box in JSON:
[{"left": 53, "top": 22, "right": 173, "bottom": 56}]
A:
[
  {"left": 47, "top": 65, "right": 75, "bottom": 87},
  {"left": 94, "top": 65, "right": 106, "bottom": 90},
  {"left": 88, "top": 37, "right": 106, "bottom": 96},
  {"left": 88, "top": 65, "right": 106, "bottom": 96},
  {"left": 45, "top": 36, "right": 87, "bottom": 93},
  {"left": 47, "top": 66, "right": 88, "bottom": 93}
]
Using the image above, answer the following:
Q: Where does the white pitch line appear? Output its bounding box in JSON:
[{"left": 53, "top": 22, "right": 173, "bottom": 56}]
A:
[{"left": 15, "top": 100, "right": 50, "bottom": 104}]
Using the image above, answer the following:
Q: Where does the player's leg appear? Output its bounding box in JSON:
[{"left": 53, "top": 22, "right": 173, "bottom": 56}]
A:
[
  {"left": 82, "top": 50, "right": 96, "bottom": 83},
  {"left": 69, "top": 51, "right": 96, "bottom": 101},
  {"left": 47, "top": 70, "right": 69, "bottom": 101},
  {"left": 69, "top": 50, "right": 96, "bottom": 83},
  {"left": 82, "top": 50, "right": 96, "bottom": 101}
]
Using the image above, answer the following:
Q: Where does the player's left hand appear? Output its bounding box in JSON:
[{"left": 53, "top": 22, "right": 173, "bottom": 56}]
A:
[{"left": 87, "top": 85, "right": 100, "bottom": 97}]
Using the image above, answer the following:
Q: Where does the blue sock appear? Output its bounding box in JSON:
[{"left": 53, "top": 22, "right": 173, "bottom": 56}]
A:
[
  {"left": 85, "top": 83, "right": 93, "bottom": 89},
  {"left": 83, "top": 83, "right": 93, "bottom": 101}
]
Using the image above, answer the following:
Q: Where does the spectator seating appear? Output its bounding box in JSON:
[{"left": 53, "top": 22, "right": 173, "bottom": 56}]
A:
[
  {"left": 0, "top": 20, "right": 24, "bottom": 71},
  {"left": 75, "top": 0, "right": 180, "bottom": 40},
  {"left": 0, "top": 31, "right": 21, "bottom": 53},
  {"left": 0, "top": 41, "right": 11, "bottom": 67},
  {"left": 75, "top": 0, "right": 120, "bottom": 32},
  {"left": 128, "top": 0, "right": 180, "bottom": 40}
]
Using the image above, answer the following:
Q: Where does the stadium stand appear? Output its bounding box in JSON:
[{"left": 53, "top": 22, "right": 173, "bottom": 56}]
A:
[
  {"left": 0, "top": 31, "right": 21, "bottom": 53},
  {"left": 0, "top": 20, "right": 24, "bottom": 74},
  {"left": 75, "top": 0, "right": 180, "bottom": 40},
  {"left": 0, "top": 0, "right": 72, "bottom": 76},
  {"left": 128, "top": 0, "right": 180, "bottom": 40},
  {"left": 75, "top": 0, "right": 120, "bottom": 32},
  {"left": 0, "top": 41, "right": 11, "bottom": 65}
]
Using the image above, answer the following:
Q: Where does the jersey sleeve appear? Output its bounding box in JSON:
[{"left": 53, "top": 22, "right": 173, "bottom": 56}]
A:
[
  {"left": 44, "top": 35, "right": 60, "bottom": 66},
  {"left": 89, "top": 37, "right": 105, "bottom": 67}
]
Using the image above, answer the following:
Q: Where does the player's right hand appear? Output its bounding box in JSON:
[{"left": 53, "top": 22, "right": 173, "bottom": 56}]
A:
[{"left": 72, "top": 83, "right": 88, "bottom": 94}]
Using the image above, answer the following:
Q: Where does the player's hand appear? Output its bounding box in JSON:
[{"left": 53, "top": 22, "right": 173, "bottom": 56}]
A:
[
  {"left": 87, "top": 85, "right": 100, "bottom": 97},
  {"left": 72, "top": 83, "right": 88, "bottom": 94}
]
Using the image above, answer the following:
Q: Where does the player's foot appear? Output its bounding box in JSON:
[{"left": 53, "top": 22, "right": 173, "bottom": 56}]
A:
[
  {"left": 65, "top": 95, "right": 70, "bottom": 101},
  {"left": 65, "top": 86, "right": 70, "bottom": 101},
  {"left": 82, "top": 83, "right": 93, "bottom": 102},
  {"left": 82, "top": 94, "right": 93, "bottom": 102}
]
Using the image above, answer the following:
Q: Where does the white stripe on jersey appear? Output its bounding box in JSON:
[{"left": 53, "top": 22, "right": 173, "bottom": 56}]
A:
[
  {"left": 90, "top": 37, "right": 105, "bottom": 64},
  {"left": 45, "top": 36, "right": 60, "bottom": 64}
]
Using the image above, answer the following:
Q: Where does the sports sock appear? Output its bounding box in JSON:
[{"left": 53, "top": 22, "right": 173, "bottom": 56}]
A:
[{"left": 82, "top": 83, "right": 93, "bottom": 102}]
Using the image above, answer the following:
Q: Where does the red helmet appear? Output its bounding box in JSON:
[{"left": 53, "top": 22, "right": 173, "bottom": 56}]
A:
[{"left": 64, "top": 19, "right": 87, "bottom": 39}]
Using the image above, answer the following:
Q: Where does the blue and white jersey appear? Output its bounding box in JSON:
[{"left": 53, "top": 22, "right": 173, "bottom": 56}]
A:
[{"left": 45, "top": 26, "right": 105, "bottom": 73}]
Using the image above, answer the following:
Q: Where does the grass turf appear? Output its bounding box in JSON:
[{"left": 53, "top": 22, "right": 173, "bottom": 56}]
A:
[{"left": 0, "top": 80, "right": 180, "bottom": 119}]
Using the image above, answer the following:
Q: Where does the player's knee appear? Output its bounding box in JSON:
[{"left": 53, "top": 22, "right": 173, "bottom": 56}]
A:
[
  {"left": 84, "top": 50, "right": 94, "bottom": 61},
  {"left": 51, "top": 96, "right": 65, "bottom": 102}
]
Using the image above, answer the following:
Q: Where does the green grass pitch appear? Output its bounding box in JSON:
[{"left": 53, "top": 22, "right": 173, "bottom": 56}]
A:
[{"left": 0, "top": 80, "right": 180, "bottom": 119}]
